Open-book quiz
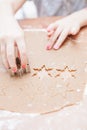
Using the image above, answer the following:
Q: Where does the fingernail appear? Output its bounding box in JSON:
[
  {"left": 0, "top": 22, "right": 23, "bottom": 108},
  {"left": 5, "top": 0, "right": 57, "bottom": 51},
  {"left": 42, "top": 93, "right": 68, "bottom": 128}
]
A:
[
  {"left": 53, "top": 45, "right": 59, "bottom": 50},
  {"left": 46, "top": 45, "right": 51, "bottom": 50},
  {"left": 12, "top": 67, "right": 17, "bottom": 73},
  {"left": 47, "top": 33, "right": 52, "bottom": 37},
  {"left": 47, "top": 29, "right": 50, "bottom": 32},
  {"left": 22, "top": 64, "right": 26, "bottom": 69}
]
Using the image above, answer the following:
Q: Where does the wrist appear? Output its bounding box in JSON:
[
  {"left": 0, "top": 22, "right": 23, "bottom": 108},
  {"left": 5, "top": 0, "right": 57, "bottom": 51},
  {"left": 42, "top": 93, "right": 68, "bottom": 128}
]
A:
[{"left": 74, "top": 9, "right": 87, "bottom": 27}]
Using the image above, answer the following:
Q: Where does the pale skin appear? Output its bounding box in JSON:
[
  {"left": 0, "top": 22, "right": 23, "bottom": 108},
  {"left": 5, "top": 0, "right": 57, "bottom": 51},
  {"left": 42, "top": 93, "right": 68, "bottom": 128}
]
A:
[
  {"left": 0, "top": 0, "right": 87, "bottom": 73},
  {"left": 47, "top": 9, "right": 87, "bottom": 50},
  {"left": 0, "top": 0, "right": 26, "bottom": 73}
]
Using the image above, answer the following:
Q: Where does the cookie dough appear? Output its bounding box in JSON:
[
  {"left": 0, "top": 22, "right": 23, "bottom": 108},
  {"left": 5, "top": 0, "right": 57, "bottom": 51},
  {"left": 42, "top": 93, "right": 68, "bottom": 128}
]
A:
[{"left": 0, "top": 18, "right": 87, "bottom": 114}]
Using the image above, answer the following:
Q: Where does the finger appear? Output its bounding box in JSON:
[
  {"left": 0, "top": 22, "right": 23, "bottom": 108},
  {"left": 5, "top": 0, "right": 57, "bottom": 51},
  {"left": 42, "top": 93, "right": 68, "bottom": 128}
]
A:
[
  {"left": 0, "top": 43, "right": 10, "bottom": 69},
  {"left": 47, "top": 21, "right": 59, "bottom": 32},
  {"left": 46, "top": 27, "right": 63, "bottom": 50},
  {"left": 47, "top": 22, "right": 60, "bottom": 37},
  {"left": 53, "top": 29, "right": 69, "bottom": 50},
  {"left": 6, "top": 40, "right": 17, "bottom": 72},
  {"left": 16, "top": 38, "right": 28, "bottom": 69},
  {"left": 47, "top": 30, "right": 54, "bottom": 37}
]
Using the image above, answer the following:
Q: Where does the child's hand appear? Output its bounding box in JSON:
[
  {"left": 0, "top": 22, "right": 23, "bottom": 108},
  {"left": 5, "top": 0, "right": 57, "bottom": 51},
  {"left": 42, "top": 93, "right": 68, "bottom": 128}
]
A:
[
  {"left": 0, "top": 16, "right": 27, "bottom": 73},
  {"left": 46, "top": 14, "right": 81, "bottom": 50}
]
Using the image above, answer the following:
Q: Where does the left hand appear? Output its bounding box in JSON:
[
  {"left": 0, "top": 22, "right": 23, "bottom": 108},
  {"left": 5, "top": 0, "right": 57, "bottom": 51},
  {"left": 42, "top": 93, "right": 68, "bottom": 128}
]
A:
[{"left": 46, "top": 14, "right": 81, "bottom": 50}]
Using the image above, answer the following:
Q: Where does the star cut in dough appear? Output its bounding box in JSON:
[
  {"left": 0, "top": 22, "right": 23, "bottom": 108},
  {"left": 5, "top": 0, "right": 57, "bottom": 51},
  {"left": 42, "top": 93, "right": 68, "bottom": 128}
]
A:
[{"left": 56, "top": 66, "right": 76, "bottom": 81}]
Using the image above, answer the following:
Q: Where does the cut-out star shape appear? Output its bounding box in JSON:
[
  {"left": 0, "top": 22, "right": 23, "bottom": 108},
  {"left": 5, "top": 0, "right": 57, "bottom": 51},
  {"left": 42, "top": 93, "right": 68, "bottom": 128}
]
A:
[
  {"left": 32, "top": 65, "right": 76, "bottom": 81},
  {"left": 56, "top": 66, "right": 76, "bottom": 81},
  {"left": 32, "top": 65, "right": 53, "bottom": 80}
]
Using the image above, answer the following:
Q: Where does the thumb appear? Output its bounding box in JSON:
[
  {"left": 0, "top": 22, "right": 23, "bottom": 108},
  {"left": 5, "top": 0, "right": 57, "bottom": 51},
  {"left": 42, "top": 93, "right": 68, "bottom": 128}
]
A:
[{"left": 71, "top": 24, "right": 80, "bottom": 35}]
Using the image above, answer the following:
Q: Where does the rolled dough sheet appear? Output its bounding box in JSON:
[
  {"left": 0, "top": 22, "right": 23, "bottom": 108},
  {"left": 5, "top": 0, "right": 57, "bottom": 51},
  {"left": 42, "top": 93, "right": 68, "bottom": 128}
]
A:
[{"left": 0, "top": 26, "right": 87, "bottom": 114}]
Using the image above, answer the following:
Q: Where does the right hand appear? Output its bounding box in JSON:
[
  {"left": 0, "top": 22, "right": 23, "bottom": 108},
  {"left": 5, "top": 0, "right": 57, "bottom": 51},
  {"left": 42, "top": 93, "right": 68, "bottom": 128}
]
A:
[{"left": 0, "top": 16, "right": 28, "bottom": 74}]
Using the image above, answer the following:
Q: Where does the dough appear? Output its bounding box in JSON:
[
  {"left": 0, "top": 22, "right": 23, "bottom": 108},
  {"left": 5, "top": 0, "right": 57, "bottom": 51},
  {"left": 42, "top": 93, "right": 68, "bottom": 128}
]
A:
[{"left": 0, "top": 19, "right": 87, "bottom": 114}]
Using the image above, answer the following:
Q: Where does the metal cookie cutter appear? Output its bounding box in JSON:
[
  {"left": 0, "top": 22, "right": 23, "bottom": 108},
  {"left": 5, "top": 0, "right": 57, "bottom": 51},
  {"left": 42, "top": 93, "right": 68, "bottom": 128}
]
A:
[
  {"left": 9, "top": 46, "right": 30, "bottom": 77},
  {"left": 16, "top": 57, "right": 31, "bottom": 77},
  {"left": 9, "top": 57, "right": 30, "bottom": 77}
]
